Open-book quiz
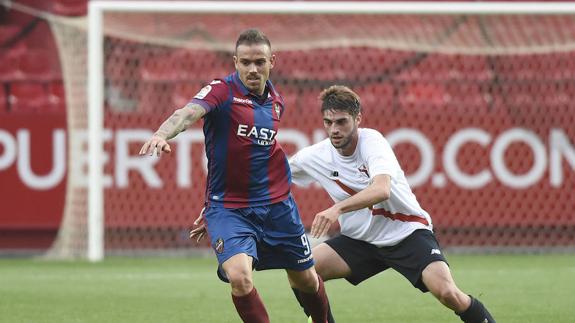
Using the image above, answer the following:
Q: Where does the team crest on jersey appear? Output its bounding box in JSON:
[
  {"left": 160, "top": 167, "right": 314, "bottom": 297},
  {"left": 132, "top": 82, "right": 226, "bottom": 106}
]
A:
[
  {"left": 274, "top": 103, "right": 281, "bottom": 119},
  {"left": 194, "top": 85, "right": 212, "bottom": 99},
  {"left": 358, "top": 164, "right": 370, "bottom": 177},
  {"left": 214, "top": 238, "right": 224, "bottom": 254}
]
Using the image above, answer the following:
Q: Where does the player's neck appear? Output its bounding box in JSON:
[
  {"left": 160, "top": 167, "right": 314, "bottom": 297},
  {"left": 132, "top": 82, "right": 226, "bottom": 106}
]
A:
[
  {"left": 248, "top": 87, "right": 269, "bottom": 104},
  {"left": 337, "top": 134, "right": 359, "bottom": 157}
]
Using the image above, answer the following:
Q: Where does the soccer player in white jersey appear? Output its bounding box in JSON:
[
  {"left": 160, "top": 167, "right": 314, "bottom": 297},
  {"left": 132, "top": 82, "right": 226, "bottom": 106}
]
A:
[{"left": 289, "top": 85, "right": 495, "bottom": 323}]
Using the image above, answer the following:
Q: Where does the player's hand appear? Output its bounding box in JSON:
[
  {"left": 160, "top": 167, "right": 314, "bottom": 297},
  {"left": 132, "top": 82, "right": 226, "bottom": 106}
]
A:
[
  {"left": 189, "top": 207, "right": 207, "bottom": 242},
  {"left": 139, "top": 134, "right": 171, "bottom": 157},
  {"left": 310, "top": 206, "right": 340, "bottom": 238}
]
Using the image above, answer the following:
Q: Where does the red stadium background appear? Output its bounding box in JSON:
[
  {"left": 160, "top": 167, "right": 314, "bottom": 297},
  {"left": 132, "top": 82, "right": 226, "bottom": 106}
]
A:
[{"left": 1, "top": 0, "right": 574, "bottom": 252}]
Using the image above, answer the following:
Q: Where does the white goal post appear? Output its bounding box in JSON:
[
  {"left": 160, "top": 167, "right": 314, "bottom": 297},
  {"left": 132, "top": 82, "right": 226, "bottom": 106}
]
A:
[{"left": 86, "top": 1, "right": 575, "bottom": 261}]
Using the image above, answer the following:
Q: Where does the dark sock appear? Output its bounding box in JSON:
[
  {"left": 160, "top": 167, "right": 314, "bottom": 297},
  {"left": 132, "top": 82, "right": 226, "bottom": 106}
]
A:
[
  {"left": 298, "top": 275, "right": 332, "bottom": 323},
  {"left": 231, "top": 288, "right": 270, "bottom": 323},
  {"left": 292, "top": 287, "right": 336, "bottom": 323},
  {"left": 457, "top": 295, "right": 495, "bottom": 323},
  {"left": 291, "top": 287, "right": 311, "bottom": 317},
  {"left": 291, "top": 288, "right": 309, "bottom": 317}
]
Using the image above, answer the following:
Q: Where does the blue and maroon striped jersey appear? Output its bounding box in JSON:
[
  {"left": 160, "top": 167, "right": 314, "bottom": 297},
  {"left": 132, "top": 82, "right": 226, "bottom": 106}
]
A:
[{"left": 190, "top": 72, "right": 291, "bottom": 208}]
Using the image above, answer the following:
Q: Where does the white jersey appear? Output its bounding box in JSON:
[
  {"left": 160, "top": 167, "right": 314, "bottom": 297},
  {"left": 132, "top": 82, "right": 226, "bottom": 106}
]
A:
[{"left": 290, "top": 128, "right": 432, "bottom": 247}]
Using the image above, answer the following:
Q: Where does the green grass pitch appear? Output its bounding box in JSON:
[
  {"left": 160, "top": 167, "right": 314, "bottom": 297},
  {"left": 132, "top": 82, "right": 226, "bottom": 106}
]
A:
[{"left": 1, "top": 254, "right": 573, "bottom": 322}]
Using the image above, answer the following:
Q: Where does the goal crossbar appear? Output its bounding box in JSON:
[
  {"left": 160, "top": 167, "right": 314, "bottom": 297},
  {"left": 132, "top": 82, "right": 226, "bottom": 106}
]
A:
[
  {"left": 87, "top": 1, "right": 575, "bottom": 261},
  {"left": 90, "top": 1, "right": 575, "bottom": 14}
]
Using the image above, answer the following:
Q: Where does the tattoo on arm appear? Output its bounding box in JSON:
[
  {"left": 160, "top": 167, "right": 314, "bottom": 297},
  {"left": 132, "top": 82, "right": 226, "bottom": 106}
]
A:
[
  {"left": 154, "top": 103, "right": 206, "bottom": 140},
  {"left": 168, "top": 117, "right": 179, "bottom": 127},
  {"left": 181, "top": 103, "right": 206, "bottom": 128}
]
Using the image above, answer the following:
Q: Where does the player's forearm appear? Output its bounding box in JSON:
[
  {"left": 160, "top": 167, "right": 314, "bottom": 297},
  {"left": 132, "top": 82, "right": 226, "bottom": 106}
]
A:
[
  {"left": 334, "top": 174, "right": 391, "bottom": 214},
  {"left": 334, "top": 185, "right": 390, "bottom": 214},
  {"left": 154, "top": 104, "right": 205, "bottom": 140}
]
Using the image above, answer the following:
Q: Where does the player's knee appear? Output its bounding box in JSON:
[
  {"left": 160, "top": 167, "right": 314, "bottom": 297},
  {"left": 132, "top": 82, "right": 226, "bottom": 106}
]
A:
[
  {"left": 313, "top": 261, "right": 328, "bottom": 279},
  {"left": 289, "top": 270, "right": 319, "bottom": 293},
  {"left": 299, "top": 275, "right": 319, "bottom": 293},
  {"left": 227, "top": 269, "right": 253, "bottom": 295},
  {"left": 435, "top": 285, "right": 464, "bottom": 308}
]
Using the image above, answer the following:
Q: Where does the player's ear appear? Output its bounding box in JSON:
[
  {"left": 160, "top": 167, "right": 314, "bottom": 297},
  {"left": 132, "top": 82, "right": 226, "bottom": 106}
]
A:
[
  {"left": 233, "top": 55, "right": 238, "bottom": 68},
  {"left": 270, "top": 54, "right": 276, "bottom": 69},
  {"left": 356, "top": 112, "right": 362, "bottom": 125}
]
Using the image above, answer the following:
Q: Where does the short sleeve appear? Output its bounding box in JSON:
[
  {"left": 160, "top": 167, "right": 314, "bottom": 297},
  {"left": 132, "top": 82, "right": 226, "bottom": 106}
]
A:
[
  {"left": 189, "top": 79, "right": 229, "bottom": 113},
  {"left": 276, "top": 94, "right": 287, "bottom": 119},
  {"left": 289, "top": 151, "right": 316, "bottom": 187},
  {"left": 362, "top": 130, "right": 399, "bottom": 180}
]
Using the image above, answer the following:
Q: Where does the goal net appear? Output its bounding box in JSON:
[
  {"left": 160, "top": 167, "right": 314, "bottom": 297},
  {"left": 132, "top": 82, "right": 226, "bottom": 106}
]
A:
[{"left": 45, "top": 2, "right": 575, "bottom": 259}]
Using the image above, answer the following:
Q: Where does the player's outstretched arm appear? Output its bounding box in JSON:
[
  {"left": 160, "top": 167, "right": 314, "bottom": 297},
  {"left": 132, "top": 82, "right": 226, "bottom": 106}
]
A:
[{"left": 139, "top": 103, "right": 206, "bottom": 157}]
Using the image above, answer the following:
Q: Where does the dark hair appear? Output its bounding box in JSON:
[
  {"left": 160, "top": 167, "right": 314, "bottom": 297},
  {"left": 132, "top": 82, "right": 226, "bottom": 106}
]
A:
[
  {"left": 319, "top": 85, "right": 361, "bottom": 117},
  {"left": 235, "top": 28, "right": 271, "bottom": 53}
]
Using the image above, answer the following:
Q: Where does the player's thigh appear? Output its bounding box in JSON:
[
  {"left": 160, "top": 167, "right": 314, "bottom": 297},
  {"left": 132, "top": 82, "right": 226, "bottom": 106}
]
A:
[
  {"left": 422, "top": 261, "right": 469, "bottom": 311},
  {"left": 257, "top": 197, "right": 314, "bottom": 271},
  {"left": 312, "top": 242, "right": 352, "bottom": 281},
  {"left": 204, "top": 205, "right": 259, "bottom": 265},
  {"left": 421, "top": 260, "right": 458, "bottom": 294},
  {"left": 323, "top": 235, "right": 385, "bottom": 285},
  {"left": 383, "top": 229, "right": 447, "bottom": 292}
]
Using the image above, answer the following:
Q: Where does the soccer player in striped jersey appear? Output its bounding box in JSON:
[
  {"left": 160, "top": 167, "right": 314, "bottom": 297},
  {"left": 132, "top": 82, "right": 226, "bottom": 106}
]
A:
[
  {"left": 140, "top": 29, "right": 330, "bottom": 323},
  {"left": 289, "top": 85, "right": 495, "bottom": 323}
]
